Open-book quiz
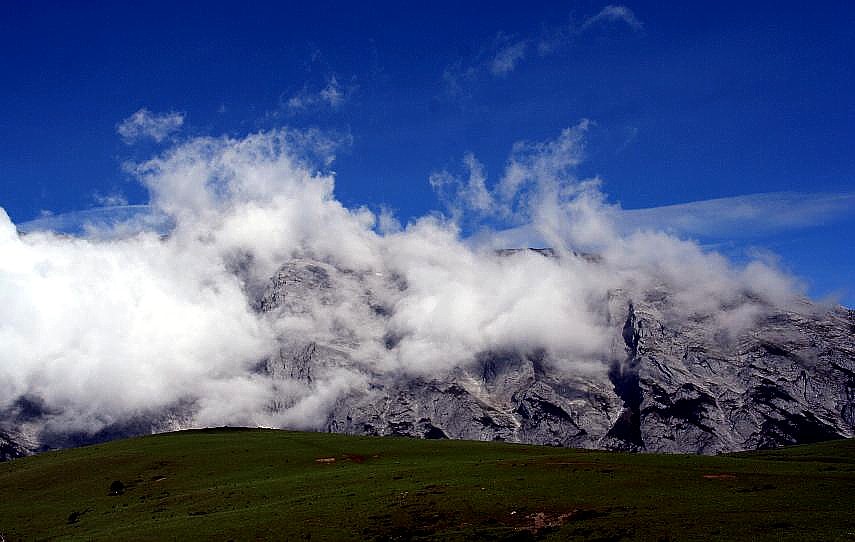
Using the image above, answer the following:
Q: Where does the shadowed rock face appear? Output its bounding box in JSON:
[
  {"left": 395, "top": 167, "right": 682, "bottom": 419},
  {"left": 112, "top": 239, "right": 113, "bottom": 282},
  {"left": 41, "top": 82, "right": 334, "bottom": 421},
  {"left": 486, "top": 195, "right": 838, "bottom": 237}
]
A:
[
  {"left": 627, "top": 297, "right": 855, "bottom": 453},
  {"left": 2, "top": 255, "right": 853, "bottom": 459},
  {"left": 260, "top": 258, "right": 854, "bottom": 454},
  {"left": 0, "top": 432, "right": 29, "bottom": 462}
]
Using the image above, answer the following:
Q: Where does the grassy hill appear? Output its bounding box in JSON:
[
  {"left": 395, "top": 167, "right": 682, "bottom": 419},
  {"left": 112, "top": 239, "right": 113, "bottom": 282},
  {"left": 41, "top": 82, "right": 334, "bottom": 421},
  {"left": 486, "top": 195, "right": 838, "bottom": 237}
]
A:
[{"left": 0, "top": 429, "right": 853, "bottom": 541}]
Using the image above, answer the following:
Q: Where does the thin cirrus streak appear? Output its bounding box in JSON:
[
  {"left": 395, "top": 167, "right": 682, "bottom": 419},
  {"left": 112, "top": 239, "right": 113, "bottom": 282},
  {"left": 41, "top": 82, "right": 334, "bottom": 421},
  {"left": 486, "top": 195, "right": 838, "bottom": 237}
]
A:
[
  {"left": 443, "top": 4, "right": 644, "bottom": 95},
  {"left": 17, "top": 191, "right": 853, "bottom": 242},
  {"left": 618, "top": 192, "right": 855, "bottom": 239}
]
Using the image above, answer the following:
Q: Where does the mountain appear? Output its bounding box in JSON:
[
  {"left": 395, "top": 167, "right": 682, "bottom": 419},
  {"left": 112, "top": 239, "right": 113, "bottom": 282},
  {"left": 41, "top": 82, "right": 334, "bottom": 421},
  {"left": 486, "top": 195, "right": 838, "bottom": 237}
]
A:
[
  {"left": 2, "top": 251, "right": 853, "bottom": 459},
  {"left": 258, "top": 254, "right": 855, "bottom": 454},
  {"left": 0, "top": 431, "right": 29, "bottom": 462}
]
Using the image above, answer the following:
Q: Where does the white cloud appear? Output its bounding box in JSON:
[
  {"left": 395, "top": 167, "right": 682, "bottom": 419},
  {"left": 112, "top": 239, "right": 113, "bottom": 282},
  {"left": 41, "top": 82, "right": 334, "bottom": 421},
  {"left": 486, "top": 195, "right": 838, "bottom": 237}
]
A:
[
  {"left": 319, "top": 76, "right": 345, "bottom": 107},
  {"left": 618, "top": 192, "right": 855, "bottom": 239},
  {"left": 2, "top": 124, "right": 811, "bottom": 448},
  {"left": 536, "top": 5, "right": 642, "bottom": 55},
  {"left": 286, "top": 75, "right": 349, "bottom": 113},
  {"left": 490, "top": 40, "right": 528, "bottom": 76},
  {"left": 583, "top": 5, "right": 644, "bottom": 31},
  {"left": 116, "top": 108, "right": 184, "bottom": 144},
  {"left": 92, "top": 191, "right": 128, "bottom": 207},
  {"left": 429, "top": 152, "right": 494, "bottom": 217},
  {"left": 498, "top": 120, "right": 591, "bottom": 205},
  {"left": 443, "top": 5, "right": 643, "bottom": 94},
  {"left": 477, "top": 191, "right": 855, "bottom": 253},
  {"left": 377, "top": 206, "right": 402, "bottom": 235},
  {"left": 442, "top": 33, "right": 530, "bottom": 95},
  {"left": 17, "top": 205, "right": 173, "bottom": 239},
  {"left": 461, "top": 153, "right": 493, "bottom": 212}
]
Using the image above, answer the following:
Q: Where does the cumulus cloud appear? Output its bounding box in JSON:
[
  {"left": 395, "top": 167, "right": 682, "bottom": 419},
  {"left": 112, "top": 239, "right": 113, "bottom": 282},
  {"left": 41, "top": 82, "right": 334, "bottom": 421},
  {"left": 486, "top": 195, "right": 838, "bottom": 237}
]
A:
[
  {"left": 117, "top": 108, "right": 185, "bottom": 144},
  {"left": 2, "top": 129, "right": 374, "bottom": 442},
  {"left": 430, "top": 120, "right": 605, "bottom": 248},
  {"left": 1, "top": 123, "right": 808, "bottom": 447}
]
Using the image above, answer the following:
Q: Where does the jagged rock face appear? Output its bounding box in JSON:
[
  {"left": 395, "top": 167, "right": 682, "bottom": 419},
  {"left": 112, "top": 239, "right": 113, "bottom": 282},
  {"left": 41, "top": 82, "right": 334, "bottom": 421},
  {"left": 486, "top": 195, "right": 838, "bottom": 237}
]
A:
[
  {"left": 622, "top": 295, "right": 855, "bottom": 453},
  {"left": 260, "top": 257, "right": 854, "bottom": 454},
  {"left": 0, "top": 394, "right": 194, "bottom": 461},
  {"left": 325, "top": 354, "right": 621, "bottom": 448},
  {"left": 0, "top": 432, "right": 29, "bottom": 462},
  {"left": 2, "top": 255, "right": 852, "bottom": 460}
]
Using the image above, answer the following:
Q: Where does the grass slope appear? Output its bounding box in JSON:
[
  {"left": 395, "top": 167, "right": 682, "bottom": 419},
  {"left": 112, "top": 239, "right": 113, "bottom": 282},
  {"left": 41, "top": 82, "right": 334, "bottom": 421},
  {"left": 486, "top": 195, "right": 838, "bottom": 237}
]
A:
[{"left": 0, "top": 429, "right": 853, "bottom": 541}]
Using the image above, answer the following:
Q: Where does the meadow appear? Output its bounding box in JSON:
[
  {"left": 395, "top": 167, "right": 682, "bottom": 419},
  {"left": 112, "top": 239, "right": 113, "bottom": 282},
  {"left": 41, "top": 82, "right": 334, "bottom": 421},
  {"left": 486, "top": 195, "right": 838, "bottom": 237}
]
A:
[{"left": 0, "top": 428, "right": 852, "bottom": 541}]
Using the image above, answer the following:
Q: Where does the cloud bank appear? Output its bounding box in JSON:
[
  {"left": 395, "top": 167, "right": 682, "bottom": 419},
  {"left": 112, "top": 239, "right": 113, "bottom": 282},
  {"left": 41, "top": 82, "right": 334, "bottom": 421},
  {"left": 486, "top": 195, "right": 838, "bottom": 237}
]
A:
[{"left": 0, "top": 124, "right": 812, "bottom": 446}]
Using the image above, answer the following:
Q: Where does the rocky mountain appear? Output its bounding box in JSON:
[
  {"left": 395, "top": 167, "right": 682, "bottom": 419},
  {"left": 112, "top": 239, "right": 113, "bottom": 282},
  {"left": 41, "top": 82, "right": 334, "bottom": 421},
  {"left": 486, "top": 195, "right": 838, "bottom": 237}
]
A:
[
  {"left": 0, "top": 432, "right": 29, "bottom": 462},
  {"left": 2, "top": 251, "right": 853, "bottom": 460},
  {"left": 259, "top": 254, "right": 854, "bottom": 454}
]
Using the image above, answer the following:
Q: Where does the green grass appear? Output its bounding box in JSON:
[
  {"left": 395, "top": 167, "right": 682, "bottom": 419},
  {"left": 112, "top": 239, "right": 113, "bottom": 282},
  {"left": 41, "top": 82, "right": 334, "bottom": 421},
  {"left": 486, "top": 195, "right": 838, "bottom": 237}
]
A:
[{"left": 0, "top": 429, "right": 853, "bottom": 541}]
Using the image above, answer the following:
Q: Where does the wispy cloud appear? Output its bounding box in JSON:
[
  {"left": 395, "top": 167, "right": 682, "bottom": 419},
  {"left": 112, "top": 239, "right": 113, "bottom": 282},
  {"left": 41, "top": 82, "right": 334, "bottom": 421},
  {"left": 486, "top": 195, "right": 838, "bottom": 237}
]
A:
[
  {"left": 16, "top": 204, "right": 173, "bottom": 238},
  {"left": 92, "top": 191, "right": 128, "bottom": 207},
  {"left": 29, "top": 191, "right": 852, "bottom": 250},
  {"left": 443, "top": 5, "right": 643, "bottom": 95},
  {"left": 431, "top": 120, "right": 593, "bottom": 224},
  {"left": 116, "top": 108, "right": 184, "bottom": 144},
  {"left": 582, "top": 5, "right": 644, "bottom": 31},
  {"left": 442, "top": 33, "right": 531, "bottom": 97},
  {"left": 428, "top": 121, "right": 852, "bottom": 251},
  {"left": 483, "top": 191, "right": 855, "bottom": 250},
  {"left": 429, "top": 152, "right": 494, "bottom": 217},
  {"left": 538, "top": 4, "right": 643, "bottom": 55},
  {"left": 490, "top": 40, "right": 529, "bottom": 76},
  {"left": 285, "top": 75, "right": 349, "bottom": 113},
  {"left": 618, "top": 192, "right": 855, "bottom": 239}
]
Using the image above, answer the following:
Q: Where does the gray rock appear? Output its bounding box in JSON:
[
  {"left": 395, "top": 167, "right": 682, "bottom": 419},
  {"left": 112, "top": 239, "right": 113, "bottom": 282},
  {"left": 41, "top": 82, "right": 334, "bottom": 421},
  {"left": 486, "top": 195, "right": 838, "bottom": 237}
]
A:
[
  {"left": 625, "top": 296, "right": 854, "bottom": 453},
  {"left": 2, "top": 254, "right": 852, "bottom": 459},
  {"left": 263, "top": 257, "right": 854, "bottom": 454},
  {"left": 0, "top": 431, "right": 30, "bottom": 462}
]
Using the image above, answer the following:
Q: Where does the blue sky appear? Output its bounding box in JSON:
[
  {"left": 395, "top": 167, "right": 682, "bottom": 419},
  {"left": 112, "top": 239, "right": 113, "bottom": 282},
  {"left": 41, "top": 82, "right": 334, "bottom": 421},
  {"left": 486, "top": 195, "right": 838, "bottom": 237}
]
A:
[{"left": 1, "top": 1, "right": 853, "bottom": 304}]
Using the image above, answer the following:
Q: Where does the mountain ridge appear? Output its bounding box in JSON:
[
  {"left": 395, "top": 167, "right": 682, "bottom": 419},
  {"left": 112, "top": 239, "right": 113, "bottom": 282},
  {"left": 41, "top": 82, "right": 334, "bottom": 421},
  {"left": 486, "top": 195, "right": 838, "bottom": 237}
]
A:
[
  {"left": 2, "top": 251, "right": 853, "bottom": 459},
  {"left": 259, "top": 255, "right": 854, "bottom": 454}
]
